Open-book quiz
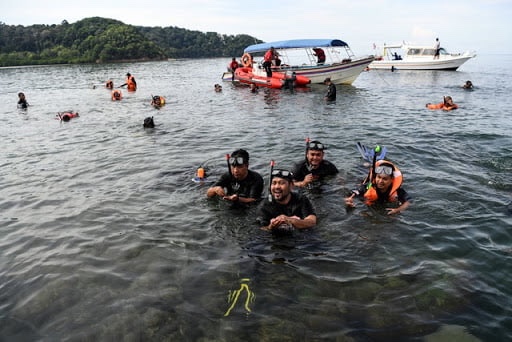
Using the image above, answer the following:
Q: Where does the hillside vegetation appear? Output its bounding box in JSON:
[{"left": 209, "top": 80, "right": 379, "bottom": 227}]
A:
[{"left": 0, "top": 17, "right": 262, "bottom": 66}]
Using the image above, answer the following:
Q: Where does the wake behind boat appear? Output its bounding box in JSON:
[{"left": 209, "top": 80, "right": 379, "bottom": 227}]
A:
[
  {"left": 369, "top": 42, "right": 476, "bottom": 70},
  {"left": 239, "top": 39, "right": 374, "bottom": 85}
]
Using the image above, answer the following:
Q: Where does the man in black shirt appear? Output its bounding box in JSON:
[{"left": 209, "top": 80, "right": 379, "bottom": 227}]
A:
[
  {"left": 292, "top": 140, "right": 339, "bottom": 188},
  {"left": 207, "top": 149, "right": 264, "bottom": 204},
  {"left": 257, "top": 169, "right": 316, "bottom": 231},
  {"left": 323, "top": 77, "right": 336, "bottom": 101}
]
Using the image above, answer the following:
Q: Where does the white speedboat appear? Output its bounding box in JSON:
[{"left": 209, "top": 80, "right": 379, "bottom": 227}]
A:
[
  {"left": 369, "top": 43, "right": 476, "bottom": 70},
  {"left": 237, "top": 39, "right": 374, "bottom": 85}
]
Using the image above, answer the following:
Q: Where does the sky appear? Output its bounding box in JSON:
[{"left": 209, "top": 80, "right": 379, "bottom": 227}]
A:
[{"left": 1, "top": 0, "right": 511, "bottom": 54}]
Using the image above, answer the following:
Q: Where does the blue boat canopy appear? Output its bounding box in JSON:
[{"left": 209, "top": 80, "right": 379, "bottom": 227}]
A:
[{"left": 244, "top": 39, "right": 348, "bottom": 53}]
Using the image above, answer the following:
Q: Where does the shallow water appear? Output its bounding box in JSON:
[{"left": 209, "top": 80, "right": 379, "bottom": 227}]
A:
[{"left": 1, "top": 55, "right": 511, "bottom": 341}]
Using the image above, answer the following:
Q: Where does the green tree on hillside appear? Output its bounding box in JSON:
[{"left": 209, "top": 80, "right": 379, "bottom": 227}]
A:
[{"left": 0, "top": 17, "right": 262, "bottom": 66}]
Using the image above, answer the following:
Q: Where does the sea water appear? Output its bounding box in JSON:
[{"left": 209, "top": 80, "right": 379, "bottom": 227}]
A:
[{"left": 0, "top": 55, "right": 511, "bottom": 341}]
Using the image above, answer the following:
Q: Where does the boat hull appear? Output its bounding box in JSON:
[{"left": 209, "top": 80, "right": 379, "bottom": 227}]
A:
[
  {"left": 369, "top": 55, "right": 474, "bottom": 70},
  {"left": 370, "top": 43, "right": 476, "bottom": 70},
  {"left": 278, "top": 56, "right": 374, "bottom": 84},
  {"left": 242, "top": 39, "right": 374, "bottom": 85}
]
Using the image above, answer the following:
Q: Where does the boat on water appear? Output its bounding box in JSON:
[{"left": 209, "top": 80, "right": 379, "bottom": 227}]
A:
[
  {"left": 224, "top": 39, "right": 374, "bottom": 85},
  {"left": 369, "top": 43, "right": 476, "bottom": 70},
  {"left": 234, "top": 66, "right": 310, "bottom": 89}
]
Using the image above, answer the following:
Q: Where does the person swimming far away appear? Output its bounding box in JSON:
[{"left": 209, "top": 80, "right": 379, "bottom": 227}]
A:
[
  {"left": 426, "top": 96, "right": 458, "bottom": 111},
  {"left": 57, "top": 111, "right": 79, "bottom": 121},
  {"left": 462, "top": 80, "right": 473, "bottom": 89}
]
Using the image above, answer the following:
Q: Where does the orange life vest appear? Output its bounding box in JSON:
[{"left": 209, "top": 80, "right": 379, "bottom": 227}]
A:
[
  {"left": 427, "top": 102, "right": 458, "bottom": 110},
  {"left": 151, "top": 96, "right": 165, "bottom": 107},
  {"left": 58, "top": 112, "right": 79, "bottom": 121},
  {"left": 364, "top": 160, "right": 403, "bottom": 205},
  {"left": 126, "top": 75, "right": 136, "bottom": 91}
]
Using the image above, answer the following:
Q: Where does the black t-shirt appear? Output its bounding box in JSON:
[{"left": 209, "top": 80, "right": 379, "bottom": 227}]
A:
[
  {"left": 214, "top": 169, "right": 264, "bottom": 200},
  {"left": 325, "top": 83, "right": 336, "bottom": 100},
  {"left": 291, "top": 159, "right": 339, "bottom": 182},
  {"left": 257, "top": 192, "right": 316, "bottom": 226}
]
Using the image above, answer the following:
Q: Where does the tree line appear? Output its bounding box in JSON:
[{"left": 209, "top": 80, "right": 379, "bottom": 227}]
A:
[{"left": 0, "top": 17, "right": 262, "bottom": 67}]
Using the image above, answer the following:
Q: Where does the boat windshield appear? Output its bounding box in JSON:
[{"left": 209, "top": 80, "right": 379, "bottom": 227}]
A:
[{"left": 407, "top": 48, "right": 422, "bottom": 56}]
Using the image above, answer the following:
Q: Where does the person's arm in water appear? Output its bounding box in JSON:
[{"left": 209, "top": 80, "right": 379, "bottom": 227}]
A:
[{"left": 262, "top": 214, "right": 316, "bottom": 231}]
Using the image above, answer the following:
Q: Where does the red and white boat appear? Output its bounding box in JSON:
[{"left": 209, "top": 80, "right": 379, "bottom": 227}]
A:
[{"left": 239, "top": 39, "right": 374, "bottom": 85}]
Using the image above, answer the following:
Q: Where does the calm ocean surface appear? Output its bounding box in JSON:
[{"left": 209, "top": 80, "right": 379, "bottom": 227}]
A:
[{"left": 1, "top": 54, "right": 511, "bottom": 341}]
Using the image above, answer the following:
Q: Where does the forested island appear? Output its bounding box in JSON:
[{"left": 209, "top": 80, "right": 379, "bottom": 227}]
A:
[{"left": 0, "top": 17, "right": 262, "bottom": 67}]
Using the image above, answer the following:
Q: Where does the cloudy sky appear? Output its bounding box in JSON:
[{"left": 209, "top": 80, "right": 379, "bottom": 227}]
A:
[{"left": 1, "top": 0, "right": 511, "bottom": 54}]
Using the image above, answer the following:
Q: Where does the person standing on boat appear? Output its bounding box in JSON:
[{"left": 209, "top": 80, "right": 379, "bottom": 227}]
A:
[
  {"left": 228, "top": 57, "right": 239, "bottom": 81},
  {"left": 263, "top": 47, "right": 276, "bottom": 77},
  {"left": 434, "top": 38, "right": 441, "bottom": 59},
  {"left": 313, "top": 48, "right": 326, "bottom": 64},
  {"left": 324, "top": 78, "right": 336, "bottom": 101}
]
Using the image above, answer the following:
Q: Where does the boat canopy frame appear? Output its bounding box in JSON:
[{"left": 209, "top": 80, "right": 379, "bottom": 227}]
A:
[
  {"left": 245, "top": 39, "right": 358, "bottom": 68},
  {"left": 244, "top": 39, "right": 349, "bottom": 54}
]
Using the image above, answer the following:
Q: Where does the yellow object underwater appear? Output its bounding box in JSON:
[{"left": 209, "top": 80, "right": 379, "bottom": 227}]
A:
[{"left": 224, "top": 278, "right": 255, "bottom": 316}]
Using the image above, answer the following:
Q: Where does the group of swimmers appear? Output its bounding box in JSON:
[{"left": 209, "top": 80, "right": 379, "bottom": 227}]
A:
[
  {"left": 17, "top": 71, "right": 166, "bottom": 126},
  {"left": 206, "top": 141, "right": 411, "bottom": 232},
  {"left": 424, "top": 80, "right": 474, "bottom": 111}
]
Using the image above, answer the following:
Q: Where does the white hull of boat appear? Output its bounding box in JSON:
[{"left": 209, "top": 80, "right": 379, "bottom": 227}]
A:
[
  {"left": 242, "top": 39, "right": 374, "bottom": 85},
  {"left": 369, "top": 55, "right": 474, "bottom": 70},
  {"left": 278, "top": 56, "right": 374, "bottom": 84}
]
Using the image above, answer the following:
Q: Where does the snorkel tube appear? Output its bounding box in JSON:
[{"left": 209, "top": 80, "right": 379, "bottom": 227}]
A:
[
  {"left": 226, "top": 153, "right": 232, "bottom": 177},
  {"left": 370, "top": 145, "right": 381, "bottom": 186},
  {"left": 305, "top": 137, "right": 310, "bottom": 161},
  {"left": 364, "top": 145, "right": 381, "bottom": 187},
  {"left": 268, "top": 160, "right": 275, "bottom": 202}
]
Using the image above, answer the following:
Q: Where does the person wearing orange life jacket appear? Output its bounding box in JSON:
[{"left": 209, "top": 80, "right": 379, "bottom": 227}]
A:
[
  {"left": 57, "top": 111, "right": 79, "bottom": 121},
  {"left": 111, "top": 89, "right": 122, "bottom": 101},
  {"left": 120, "top": 73, "right": 137, "bottom": 91},
  {"left": 426, "top": 96, "right": 458, "bottom": 111},
  {"left": 151, "top": 95, "right": 165, "bottom": 107},
  {"left": 262, "top": 47, "right": 277, "bottom": 77},
  {"left": 344, "top": 160, "right": 411, "bottom": 215}
]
